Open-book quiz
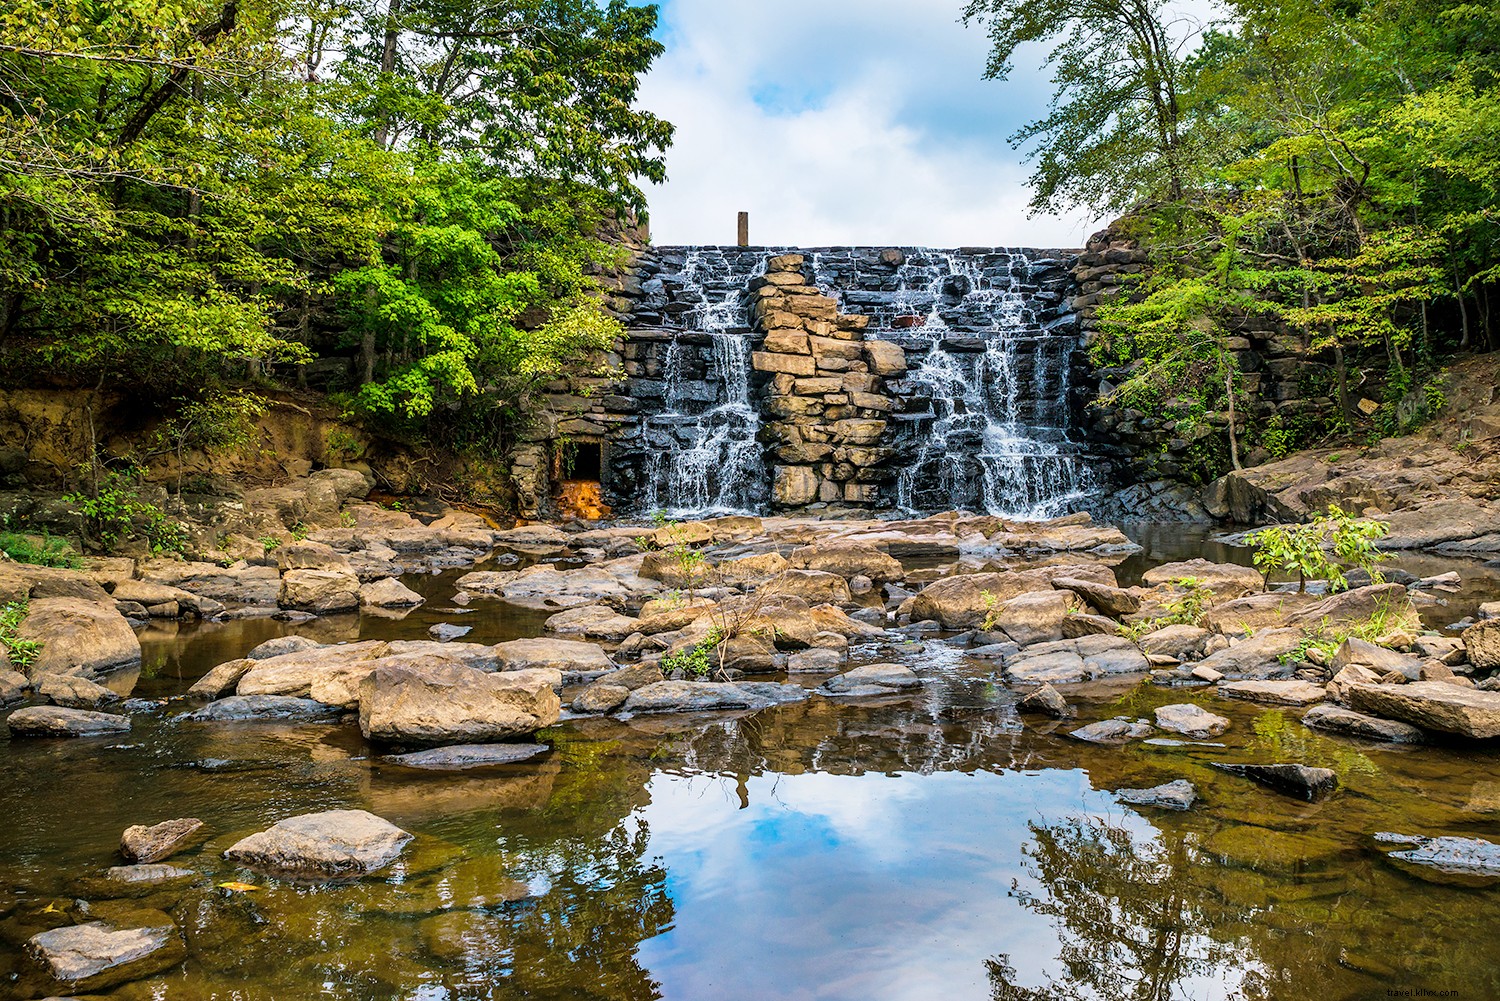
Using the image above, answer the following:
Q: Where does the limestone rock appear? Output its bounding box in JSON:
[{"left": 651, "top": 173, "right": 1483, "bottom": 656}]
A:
[
  {"left": 276, "top": 540, "right": 353, "bottom": 572},
  {"left": 8, "top": 705, "right": 130, "bottom": 737},
  {"left": 571, "top": 683, "right": 631, "bottom": 714},
  {"left": 492, "top": 637, "right": 614, "bottom": 679},
  {"left": 1141, "top": 559, "right": 1263, "bottom": 598},
  {"left": 187, "top": 658, "right": 255, "bottom": 699},
  {"left": 1016, "top": 682, "right": 1072, "bottom": 718},
  {"left": 27, "top": 914, "right": 184, "bottom": 991},
  {"left": 278, "top": 568, "right": 360, "bottom": 614},
  {"left": 1067, "top": 718, "right": 1154, "bottom": 744},
  {"left": 246, "top": 635, "right": 322, "bottom": 660},
  {"left": 1004, "top": 634, "right": 1149, "bottom": 683},
  {"left": 1117, "top": 779, "right": 1197, "bottom": 811},
  {"left": 621, "top": 680, "right": 789, "bottom": 714},
  {"left": 1217, "top": 679, "right": 1326, "bottom": 706},
  {"left": 121, "top": 818, "right": 205, "bottom": 863},
  {"left": 1301, "top": 704, "right": 1424, "bottom": 743},
  {"left": 1212, "top": 762, "right": 1338, "bottom": 801},
  {"left": 180, "top": 695, "right": 342, "bottom": 722},
  {"left": 1138, "top": 624, "right": 1210, "bottom": 661},
  {"left": 1327, "top": 663, "right": 1382, "bottom": 704},
  {"left": 988, "top": 589, "right": 1081, "bottom": 646},
  {"left": 1154, "top": 703, "right": 1230, "bottom": 738},
  {"left": 1194, "top": 628, "right": 1305, "bottom": 677},
  {"left": 1463, "top": 619, "right": 1500, "bottom": 670},
  {"left": 359, "top": 662, "right": 559, "bottom": 744},
  {"left": 863, "top": 340, "right": 907, "bottom": 376},
  {"left": 360, "top": 577, "right": 425, "bottom": 608},
  {"left": 543, "top": 604, "right": 639, "bottom": 640},
  {"left": 764, "top": 569, "right": 853, "bottom": 605},
  {"left": 382, "top": 743, "right": 549, "bottom": 770},
  {"left": 15, "top": 596, "right": 140, "bottom": 679},
  {"left": 36, "top": 673, "right": 119, "bottom": 710},
  {"left": 1331, "top": 636, "right": 1419, "bottom": 674},
  {"left": 789, "top": 542, "right": 904, "bottom": 583},
  {"left": 1052, "top": 576, "right": 1140, "bottom": 616},
  {"left": 224, "top": 809, "right": 412, "bottom": 879},
  {"left": 1345, "top": 681, "right": 1500, "bottom": 739},
  {"left": 787, "top": 648, "right": 843, "bottom": 673},
  {"left": 903, "top": 565, "right": 1118, "bottom": 629},
  {"left": 1201, "top": 592, "right": 1318, "bottom": 634},
  {"left": 820, "top": 663, "right": 921, "bottom": 695}
]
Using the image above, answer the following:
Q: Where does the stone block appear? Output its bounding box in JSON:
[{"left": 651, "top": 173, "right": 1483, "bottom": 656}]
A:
[
  {"left": 762, "top": 329, "right": 810, "bottom": 354},
  {"left": 838, "top": 313, "right": 871, "bottom": 332},
  {"left": 773, "top": 466, "right": 820, "bottom": 506},
  {"left": 849, "top": 392, "right": 891, "bottom": 411},
  {"left": 768, "top": 253, "right": 805, "bottom": 271},
  {"left": 832, "top": 419, "right": 887, "bottom": 445},
  {"left": 752, "top": 351, "right": 816, "bottom": 376},
  {"left": 816, "top": 357, "right": 857, "bottom": 372},
  {"left": 844, "top": 483, "right": 880, "bottom": 504},
  {"left": 864, "top": 340, "right": 907, "bottom": 376},
  {"left": 794, "top": 377, "right": 844, "bottom": 394},
  {"left": 810, "top": 336, "right": 864, "bottom": 361},
  {"left": 763, "top": 271, "right": 807, "bottom": 286}
]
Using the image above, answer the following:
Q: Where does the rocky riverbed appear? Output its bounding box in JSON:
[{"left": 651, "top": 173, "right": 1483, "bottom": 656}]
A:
[{"left": 3, "top": 494, "right": 1500, "bottom": 999}]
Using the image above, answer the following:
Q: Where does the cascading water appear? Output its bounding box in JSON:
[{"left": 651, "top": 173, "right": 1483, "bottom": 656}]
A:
[
  {"left": 635, "top": 248, "right": 767, "bottom": 515},
  {"left": 876, "top": 250, "right": 1097, "bottom": 518}
]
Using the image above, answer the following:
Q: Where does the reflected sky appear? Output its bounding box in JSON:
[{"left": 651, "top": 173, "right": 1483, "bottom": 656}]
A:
[{"left": 636, "top": 769, "right": 1248, "bottom": 1001}]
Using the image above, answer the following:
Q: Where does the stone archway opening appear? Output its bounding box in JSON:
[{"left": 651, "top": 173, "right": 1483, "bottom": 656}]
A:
[{"left": 553, "top": 439, "right": 611, "bottom": 520}]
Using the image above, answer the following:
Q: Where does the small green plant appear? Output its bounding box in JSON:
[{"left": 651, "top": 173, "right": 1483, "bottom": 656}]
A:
[
  {"left": 662, "top": 627, "right": 723, "bottom": 679},
  {"left": 1280, "top": 599, "right": 1409, "bottom": 666},
  {"left": 1246, "top": 505, "right": 1389, "bottom": 592},
  {"left": 64, "top": 463, "right": 184, "bottom": 553},
  {"left": 260, "top": 535, "right": 282, "bottom": 552},
  {"left": 0, "top": 531, "right": 82, "bottom": 569},
  {"left": 0, "top": 599, "right": 42, "bottom": 668},
  {"left": 289, "top": 521, "right": 310, "bottom": 542},
  {"left": 324, "top": 427, "right": 367, "bottom": 462},
  {"left": 1122, "top": 577, "right": 1215, "bottom": 640},
  {"left": 339, "top": 510, "right": 357, "bottom": 528}
]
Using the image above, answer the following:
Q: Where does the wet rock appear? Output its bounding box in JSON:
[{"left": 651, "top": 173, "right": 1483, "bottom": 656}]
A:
[
  {"left": 787, "top": 648, "right": 844, "bottom": 673},
  {"left": 1016, "top": 682, "right": 1072, "bottom": 717},
  {"left": 121, "top": 818, "right": 205, "bottom": 863},
  {"left": 1051, "top": 576, "right": 1140, "bottom": 616},
  {"left": 1067, "top": 718, "right": 1154, "bottom": 744},
  {"left": 428, "top": 622, "right": 472, "bottom": 642},
  {"left": 26, "top": 913, "right": 185, "bottom": 991},
  {"left": 1375, "top": 832, "right": 1500, "bottom": 873},
  {"left": 1004, "top": 634, "right": 1150, "bottom": 683},
  {"left": 789, "top": 542, "right": 905, "bottom": 583},
  {"left": 622, "top": 680, "right": 791, "bottom": 713},
  {"left": 571, "top": 683, "right": 630, "bottom": 713},
  {"left": 850, "top": 607, "right": 888, "bottom": 627},
  {"left": 1005, "top": 650, "right": 1090, "bottom": 684},
  {"left": 1301, "top": 704, "right": 1425, "bottom": 743},
  {"left": 36, "top": 673, "right": 119, "bottom": 710},
  {"left": 820, "top": 663, "right": 922, "bottom": 695},
  {"left": 278, "top": 568, "right": 360, "bottom": 614},
  {"left": 1330, "top": 636, "right": 1420, "bottom": 674},
  {"left": 246, "top": 635, "right": 322, "bottom": 660},
  {"left": 543, "top": 604, "right": 639, "bottom": 641},
  {"left": 360, "top": 577, "right": 424, "bottom": 608},
  {"left": 1116, "top": 779, "right": 1197, "bottom": 811},
  {"left": 224, "top": 809, "right": 412, "bottom": 879},
  {"left": 104, "top": 864, "right": 195, "bottom": 884},
  {"left": 1137, "top": 624, "right": 1210, "bottom": 661},
  {"left": 0, "top": 668, "right": 27, "bottom": 705},
  {"left": 180, "top": 695, "right": 342, "bottom": 722},
  {"left": 186, "top": 658, "right": 255, "bottom": 699},
  {"left": 492, "top": 637, "right": 614, "bottom": 680},
  {"left": 1194, "top": 629, "right": 1305, "bottom": 677},
  {"left": 988, "top": 589, "right": 1081, "bottom": 646},
  {"left": 1345, "top": 681, "right": 1500, "bottom": 739},
  {"left": 1217, "top": 679, "right": 1326, "bottom": 706},
  {"left": 1154, "top": 703, "right": 1230, "bottom": 738},
  {"left": 902, "top": 565, "right": 1118, "bottom": 629},
  {"left": 8, "top": 705, "right": 131, "bottom": 737},
  {"left": 382, "top": 743, "right": 549, "bottom": 770},
  {"left": 1191, "top": 665, "right": 1224, "bottom": 683},
  {"left": 14, "top": 596, "right": 141, "bottom": 679},
  {"left": 359, "top": 662, "right": 560, "bottom": 744},
  {"left": 1212, "top": 762, "right": 1338, "bottom": 801},
  {"left": 235, "top": 640, "right": 395, "bottom": 698},
  {"left": 1141, "top": 559, "right": 1263, "bottom": 598},
  {"left": 1462, "top": 618, "right": 1500, "bottom": 670}
]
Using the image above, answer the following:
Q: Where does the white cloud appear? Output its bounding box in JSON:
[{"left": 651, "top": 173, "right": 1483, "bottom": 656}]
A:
[{"left": 638, "top": 0, "right": 1104, "bottom": 249}]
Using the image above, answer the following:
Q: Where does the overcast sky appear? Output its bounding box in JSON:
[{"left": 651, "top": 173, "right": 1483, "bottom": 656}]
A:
[{"left": 636, "top": 0, "right": 1216, "bottom": 250}]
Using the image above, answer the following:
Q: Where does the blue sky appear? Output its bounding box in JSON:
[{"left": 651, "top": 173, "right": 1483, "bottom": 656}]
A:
[{"left": 637, "top": 0, "right": 1217, "bottom": 248}]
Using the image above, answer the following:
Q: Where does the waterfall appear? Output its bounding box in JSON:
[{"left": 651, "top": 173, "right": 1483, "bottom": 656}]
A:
[
  {"left": 636, "top": 248, "right": 767, "bottom": 515},
  {"left": 883, "top": 250, "right": 1097, "bottom": 519}
]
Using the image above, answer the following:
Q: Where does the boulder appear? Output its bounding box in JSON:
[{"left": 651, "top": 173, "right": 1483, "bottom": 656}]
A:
[
  {"left": 1201, "top": 592, "right": 1318, "bottom": 634},
  {"left": 903, "top": 565, "right": 1118, "bottom": 629},
  {"left": 789, "top": 543, "right": 905, "bottom": 583},
  {"left": 714, "top": 552, "right": 791, "bottom": 585},
  {"left": 1374, "top": 833, "right": 1500, "bottom": 874},
  {"left": 988, "top": 589, "right": 1081, "bottom": 646},
  {"left": 237, "top": 641, "right": 394, "bottom": 698},
  {"left": 1212, "top": 762, "right": 1338, "bottom": 801},
  {"left": 104, "top": 864, "right": 194, "bottom": 884},
  {"left": 621, "top": 680, "right": 787, "bottom": 714},
  {"left": 7, "top": 705, "right": 130, "bottom": 737},
  {"left": 36, "top": 673, "right": 119, "bottom": 710},
  {"left": 1301, "top": 704, "right": 1424, "bottom": 743},
  {"left": 1141, "top": 559, "right": 1263, "bottom": 598},
  {"left": 1067, "top": 718, "right": 1154, "bottom": 744},
  {"left": 1327, "top": 664, "right": 1382, "bottom": 704},
  {"left": 0, "top": 669, "right": 27, "bottom": 705},
  {"left": 1052, "top": 576, "right": 1140, "bottom": 616},
  {"left": 636, "top": 597, "right": 717, "bottom": 634},
  {"left": 492, "top": 637, "right": 614, "bottom": 679},
  {"left": 1331, "top": 637, "right": 1420, "bottom": 674},
  {"left": 820, "top": 663, "right": 922, "bottom": 696},
  {"left": 1016, "top": 682, "right": 1072, "bottom": 718},
  {"left": 1285, "top": 584, "right": 1421, "bottom": 635},
  {"left": 360, "top": 577, "right": 425, "bottom": 609},
  {"left": 1463, "top": 619, "right": 1500, "bottom": 670},
  {"left": 787, "top": 648, "right": 843, "bottom": 673},
  {"left": 180, "top": 696, "right": 342, "bottom": 722},
  {"left": 382, "top": 743, "right": 549, "bottom": 770},
  {"left": 864, "top": 340, "right": 907, "bottom": 376},
  {"left": 1062, "top": 613, "right": 1122, "bottom": 638},
  {"left": 14, "top": 596, "right": 140, "bottom": 679},
  {"left": 1217, "top": 679, "right": 1326, "bottom": 706},
  {"left": 247, "top": 635, "right": 322, "bottom": 660},
  {"left": 1154, "top": 703, "right": 1230, "bottom": 738},
  {"left": 358, "top": 662, "right": 560, "bottom": 744},
  {"left": 1345, "top": 682, "right": 1500, "bottom": 739},
  {"left": 276, "top": 541, "right": 352, "bottom": 572},
  {"left": 26, "top": 914, "right": 184, "bottom": 992},
  {"left": 1116, "top": 779, "right": 1197, "bottom": 811},
  {"left": 1004, "top": 634, "right": 1150, "bottom": 683},
  {"left": 224, "top": 809, "right": 412, "bottom": 879},
  {"left": 571, "top": 683, "right": 631, "bottom": 714},
  {"left": 121, "top": 818, "right": 205, "bottom": 863},
  {"left": 278, "top": 569, "right": 360, "bottom": 614},
  {"left": 1194, "top": 628, "right": 1305, "bottom": 677},
  {"left": 186, "top": 658, "right": 255, "bottom": 699},
  {"left": 1138, "top": 624, "right": 1210, "bottom": 661},
  {"left": 543, "top": 604, "right": 639, "bottom": 640},
  {"left": 764, "top": 570, "right": 854, "bottom": 605}
]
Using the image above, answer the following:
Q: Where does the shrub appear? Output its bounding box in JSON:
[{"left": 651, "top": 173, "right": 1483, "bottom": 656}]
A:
[
  {"left": 0, "top": 531, "right": 81, "bottom": 569},
  {"left": 0, "top": 600, "right": 41, "bottom": 669},
  {"left": 1246, "top": 505, "right": 1389, "bottom": 592}
]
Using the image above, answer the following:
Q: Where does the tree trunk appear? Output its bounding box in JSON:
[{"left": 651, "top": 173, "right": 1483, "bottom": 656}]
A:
[
  {"left": 360, "top": 284, "right": 378, "bottom": 386},
  {"left": 372, "top": 0, "right": 405, "bottom": 149},
  {"left": 1225, "top": 365, "right": 1240, "bottom": 471},
  {"left": 1333, "top": 339, "right": 1351, "bottom": 425}
]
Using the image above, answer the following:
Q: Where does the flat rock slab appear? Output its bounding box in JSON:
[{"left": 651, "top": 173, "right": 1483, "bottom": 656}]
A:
[
  {"left": 1116, "top": 779, "right": 1198, "bottom": 811},
  {"left": 224, "top": 809, "right": 412, "bottom": 880},
  {"left": 8, "top": 706, "right": 130, "bottom": 737},
  {"left": 358, "top": 662, "right": 560, "bottom": 744},
  {"left": 621, "top": 680, "right": 806, "bottom": 714},
  {"left": 121, "top": 818, "right": 204, "bottom": 863},
  {"left": 382, "top": 743, "right": 550, "bottom": 770},
  {"left": 1154, "top": 703, "right": 1230, "bottom": 738},
  {"left": 1217, "top": 679, "right": 1326, "bottom": 707},
  {"left": 1213, "top": 762, "right": 1339, "bottom": 801},
  {"left": 1375, "top": 833, "right": 1500, "bottom": 873},
  {"left": 28, "top": 915, "right": 184, "bottom": 991},
  {"left": 1067, "top": 719, "right": 1154, "bottom": 744},
  {"left": 1301, "top": 704, "right": 1425, "bottom": 743},
  {"left": 104, "top": 864, "right": 195, "bottom": 884},
  {"left": 821, "top": 664, "right": 922, "bottom": 695},
  {"left": 1345, "top": 681, "right": 1500, "bottom": 739},
  {"left": 179, "top": 696, "right": 342, "bottom": 722}
]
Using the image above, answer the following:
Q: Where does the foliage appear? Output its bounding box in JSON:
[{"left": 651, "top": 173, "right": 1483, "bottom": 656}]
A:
[
  {"left": 0, "top": 599, "right": 40, "bottom": 668},
  {"left": 151, "top": 390, "right": 267, "bottom": 493},
  {"left": 1121, "top": 576, "right": 1214, "bottom": 641},
  {"left": 0, "top": 530, "right": 81, "bottom": 568},
  {"left": 1246, "top": 505, "right": 1390, "bottom": 592},
  {"left": 661, "top": 627, "right": 723, "bottom": 680},
  {"left": 64, "top": 464, "right": 188, "bottom": 554},
  {"left": 1281, "top": 598, "right": 1409, "bottom": 667}
]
